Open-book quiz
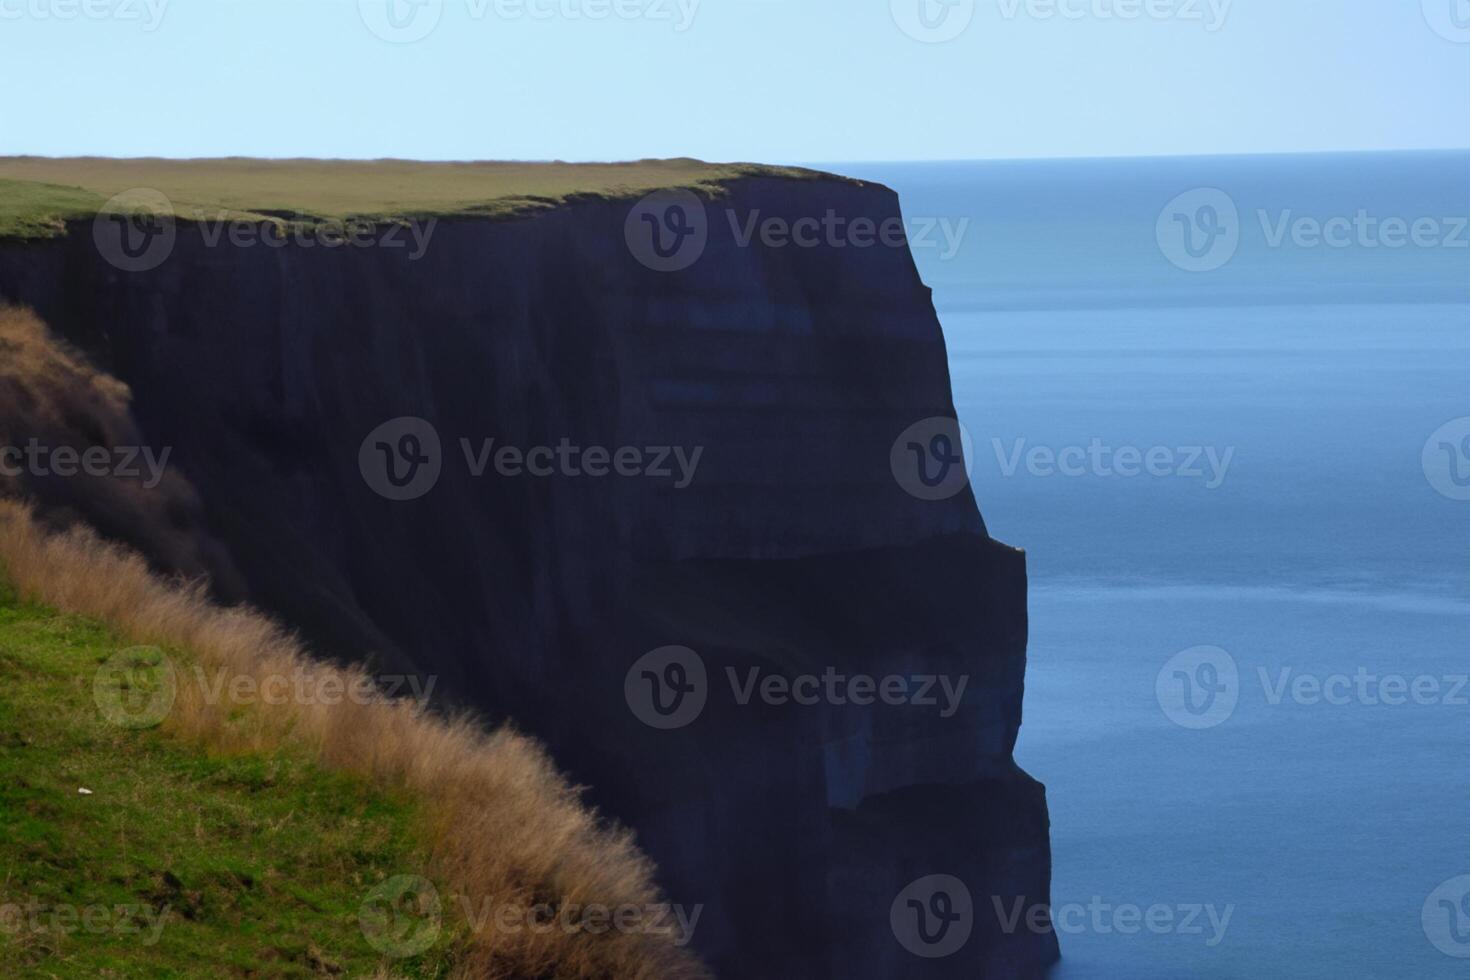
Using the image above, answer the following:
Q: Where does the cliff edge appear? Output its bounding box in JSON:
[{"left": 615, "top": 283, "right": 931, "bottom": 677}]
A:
[{"left": 0, "top": 161, "right": 1056, "bottom": 978}]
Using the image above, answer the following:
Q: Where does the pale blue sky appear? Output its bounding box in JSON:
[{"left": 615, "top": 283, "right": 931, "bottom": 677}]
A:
[{"left": 1, "top": 0, "right": 1465, "bottom": 162}]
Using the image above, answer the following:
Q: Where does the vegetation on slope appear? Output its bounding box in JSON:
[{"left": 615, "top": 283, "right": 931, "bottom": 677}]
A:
[
  {"left": 0, "top": 576, "right": 452, "bottom": 978},
  {"left": 0, "top": 156, "right": 833, "bottom": 239},
  {"left": 0, "top": 499, "right": 707, "bottom": 979}
]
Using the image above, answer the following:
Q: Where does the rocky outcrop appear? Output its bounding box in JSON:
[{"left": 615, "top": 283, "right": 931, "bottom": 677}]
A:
[{"left": 0, "top": 174, "right": 1056, "bottom": 977}]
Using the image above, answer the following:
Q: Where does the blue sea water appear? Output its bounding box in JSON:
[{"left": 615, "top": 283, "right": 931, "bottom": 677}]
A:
[{"left": 840, "top": 153, "right": 1470, "bottom": 978}]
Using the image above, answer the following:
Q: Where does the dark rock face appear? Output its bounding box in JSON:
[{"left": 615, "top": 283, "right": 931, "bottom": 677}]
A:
[{"left": 0, "top": 176, "right": 1057, "bottom": 978}]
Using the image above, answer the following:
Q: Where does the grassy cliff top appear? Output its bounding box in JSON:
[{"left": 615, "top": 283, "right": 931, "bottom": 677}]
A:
[{"left": 0, "top": 156, "right": 835, "bottom": 239}]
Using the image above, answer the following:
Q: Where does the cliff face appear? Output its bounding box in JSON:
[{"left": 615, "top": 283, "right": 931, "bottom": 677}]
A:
[{"left": 0, "top": 176, "right": 1056, "bottom": 978}]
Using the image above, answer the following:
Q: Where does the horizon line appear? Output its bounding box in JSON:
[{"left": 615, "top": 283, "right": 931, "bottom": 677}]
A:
[{"left": 1, "top": 146, "right": 1467, "bottom": 168}]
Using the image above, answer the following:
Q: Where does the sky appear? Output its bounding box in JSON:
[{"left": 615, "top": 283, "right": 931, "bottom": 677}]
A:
[{"left": 0, "top": 0, "right": 1466, "bottom": 162}]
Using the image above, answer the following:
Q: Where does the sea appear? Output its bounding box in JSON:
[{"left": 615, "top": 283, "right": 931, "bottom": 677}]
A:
[{"left": 838, "top": 151, "right": 1470, "bottom": 979}]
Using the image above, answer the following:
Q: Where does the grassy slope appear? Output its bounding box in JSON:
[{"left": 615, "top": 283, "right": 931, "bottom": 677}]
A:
[
  {"left": 0, "top": 577, "right": 457, "bottom": 978},
  {"left": 0, "top": 157, "right": 832, "bottom": 239}
]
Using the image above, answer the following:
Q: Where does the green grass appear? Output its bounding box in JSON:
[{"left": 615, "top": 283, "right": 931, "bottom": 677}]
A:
[
  {"left": 0, "top": 179, "right": 107, "bottom": 239},
  {"left": 0, "top": 577, "right": 458, "bottom": 978},
  {"left": 0, "top": 156, "right": 837, "bottom": 239}
]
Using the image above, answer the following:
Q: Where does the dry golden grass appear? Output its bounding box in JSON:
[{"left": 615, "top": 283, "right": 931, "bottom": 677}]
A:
[
  {"left": 0, "top": 499, "right": 708, "bottom": 980},
  {"left": 0, "top": 308, "right": 708, "bottom": 980}
]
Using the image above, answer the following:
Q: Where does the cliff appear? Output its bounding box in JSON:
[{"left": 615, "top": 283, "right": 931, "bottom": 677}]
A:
[{"left": 0, "top": 165, "right": 1056, "bottom": 978}]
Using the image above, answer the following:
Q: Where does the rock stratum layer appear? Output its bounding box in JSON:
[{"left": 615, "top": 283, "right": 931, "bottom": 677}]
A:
[{"left": 0, "top": 174, "right": 1056, "bottom": 978}]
